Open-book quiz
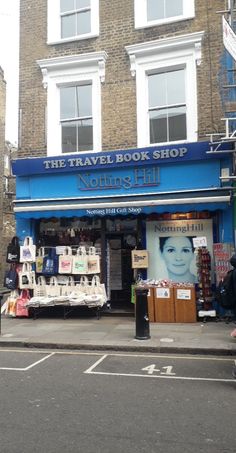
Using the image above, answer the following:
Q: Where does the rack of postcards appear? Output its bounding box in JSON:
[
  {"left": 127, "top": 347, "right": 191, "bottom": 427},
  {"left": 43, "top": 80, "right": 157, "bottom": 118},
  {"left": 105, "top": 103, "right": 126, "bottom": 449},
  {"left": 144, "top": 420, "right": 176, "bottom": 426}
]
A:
[
  {"left": 4, "top": 236, "right": 107, "bottom": 319},
  {"left": 195, "top": 246, "right": 212, "bottom": 310}
]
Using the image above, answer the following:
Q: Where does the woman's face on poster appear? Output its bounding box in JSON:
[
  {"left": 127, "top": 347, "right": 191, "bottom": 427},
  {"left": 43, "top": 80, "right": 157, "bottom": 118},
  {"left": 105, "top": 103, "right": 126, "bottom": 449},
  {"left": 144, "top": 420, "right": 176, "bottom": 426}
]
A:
[{"left": 161, "top": 236, "right": 194, "bottom": 276}]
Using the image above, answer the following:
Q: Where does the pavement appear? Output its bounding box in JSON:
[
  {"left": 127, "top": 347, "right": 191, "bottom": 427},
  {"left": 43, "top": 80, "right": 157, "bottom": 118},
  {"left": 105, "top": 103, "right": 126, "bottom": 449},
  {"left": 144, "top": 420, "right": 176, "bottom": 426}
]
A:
[{"left": 0, "top": 311, "right": 236, "bottom": 355}]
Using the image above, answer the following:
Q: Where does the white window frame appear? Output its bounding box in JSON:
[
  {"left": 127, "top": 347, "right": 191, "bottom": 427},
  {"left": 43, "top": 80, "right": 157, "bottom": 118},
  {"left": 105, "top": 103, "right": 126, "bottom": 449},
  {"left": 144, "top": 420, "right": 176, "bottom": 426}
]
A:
[
  {"left": 126, "top": 32, "right": 204, "bottom": 148},
  {"left": 47, "top": 0, "right": 99, "bottom": 45},
  {"left": 37, "top": 52, "right": 107, "bottom": 156},
  {"left": 134, "top": 0, "right": 195, "bottom": 29}
]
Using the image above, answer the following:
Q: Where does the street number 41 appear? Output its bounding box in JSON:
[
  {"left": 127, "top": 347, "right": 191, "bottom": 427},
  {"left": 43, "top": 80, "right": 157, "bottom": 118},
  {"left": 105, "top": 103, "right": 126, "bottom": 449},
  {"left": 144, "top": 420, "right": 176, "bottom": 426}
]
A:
[{"left": 142, "top": 364, "right": 176, "bottom": 375}]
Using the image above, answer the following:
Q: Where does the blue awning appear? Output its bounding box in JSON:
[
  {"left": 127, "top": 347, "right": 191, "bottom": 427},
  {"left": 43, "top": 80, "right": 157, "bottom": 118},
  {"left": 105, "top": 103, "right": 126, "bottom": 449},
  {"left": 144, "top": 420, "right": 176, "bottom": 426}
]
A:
[{"left": 14, "top": 190, "right": 232, "bottom": 219}]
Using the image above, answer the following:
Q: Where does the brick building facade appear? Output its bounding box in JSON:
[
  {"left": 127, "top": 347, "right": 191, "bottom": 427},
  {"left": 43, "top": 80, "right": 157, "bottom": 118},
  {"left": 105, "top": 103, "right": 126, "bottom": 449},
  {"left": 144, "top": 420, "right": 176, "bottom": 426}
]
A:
[{"left": 19, "top": 0, "right": 227, "bottom": 157}]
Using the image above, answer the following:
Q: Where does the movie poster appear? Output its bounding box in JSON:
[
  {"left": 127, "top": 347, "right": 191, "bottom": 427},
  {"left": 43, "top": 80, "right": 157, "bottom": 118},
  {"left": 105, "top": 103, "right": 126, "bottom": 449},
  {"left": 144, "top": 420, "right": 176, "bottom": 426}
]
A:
[{"left": 146, "top": 219, "right": 213, "bottom": 283}]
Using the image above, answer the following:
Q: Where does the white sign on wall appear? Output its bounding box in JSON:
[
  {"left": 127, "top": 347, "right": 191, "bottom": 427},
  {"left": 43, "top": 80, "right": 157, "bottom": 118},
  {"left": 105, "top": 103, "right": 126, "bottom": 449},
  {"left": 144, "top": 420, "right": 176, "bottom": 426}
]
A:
[{"left": 223, "top": 16, "right": 236, "bottom": 61}]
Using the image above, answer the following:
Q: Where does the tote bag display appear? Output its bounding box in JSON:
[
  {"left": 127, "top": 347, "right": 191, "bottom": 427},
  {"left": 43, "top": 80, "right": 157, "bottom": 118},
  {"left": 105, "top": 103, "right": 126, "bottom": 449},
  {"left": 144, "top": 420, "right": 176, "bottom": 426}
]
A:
[
  {"left": 87, "top": 247, "right": 100, "bottom": 274},
  {"left": 18, "top": 263, "right": 36, "bottom": 289},
  {"left": 58, "top": 246, "right": 73, "bottom": 274},
  {"left": 72, "top": 246, "right": 88, "bottom": 274},
  {"left": 35, "top": 247, "right": 45, "bottom": 273},
  {"left": 6, "top": 236, "right": 20, "bottom": 263},
  {"left": 20, "top": 236, "right": 36, "bottom": 263},
  {"left": 15, "top": 290, "right": 30, "bottom": 317}
]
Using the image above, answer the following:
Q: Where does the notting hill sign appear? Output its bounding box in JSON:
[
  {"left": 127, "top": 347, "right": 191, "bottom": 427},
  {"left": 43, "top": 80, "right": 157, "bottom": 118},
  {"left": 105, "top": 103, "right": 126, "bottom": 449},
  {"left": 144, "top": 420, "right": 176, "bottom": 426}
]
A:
[{"left": 11, "top": 141, "right": 232, "bottom": 176}]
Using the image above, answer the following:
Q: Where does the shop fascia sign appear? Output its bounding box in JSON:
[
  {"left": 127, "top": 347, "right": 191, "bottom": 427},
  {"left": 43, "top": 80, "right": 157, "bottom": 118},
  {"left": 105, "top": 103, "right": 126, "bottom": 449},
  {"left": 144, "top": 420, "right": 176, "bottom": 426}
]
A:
[
  {"left": 77, "top": 167, "right": 160, "bottom": 191},
  {"left": 222, "top": 16, "right": 236, "bottom": 61},
  {"left": 12, "top": 141, "right": 230, "bottom": 177},
  {"left": 43, "top": 147, "right": 187, "bottom": 171}
]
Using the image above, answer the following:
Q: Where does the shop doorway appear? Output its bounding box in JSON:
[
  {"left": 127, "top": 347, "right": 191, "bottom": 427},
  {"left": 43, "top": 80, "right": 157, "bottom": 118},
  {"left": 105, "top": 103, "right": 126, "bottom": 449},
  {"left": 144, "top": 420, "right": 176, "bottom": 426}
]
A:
[{"left": 106, "top": 234, "right": 136, "bottom": 310}]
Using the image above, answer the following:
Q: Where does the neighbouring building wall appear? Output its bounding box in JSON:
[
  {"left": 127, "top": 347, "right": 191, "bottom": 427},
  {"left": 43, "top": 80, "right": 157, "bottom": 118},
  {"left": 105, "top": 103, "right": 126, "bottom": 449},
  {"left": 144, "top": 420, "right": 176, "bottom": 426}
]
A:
[
  {"left": 0, "top": 68, "right": 17, "bottom": 285},
  {"left": 18, "top": 0, "right": 226, "bottom": 158},
  {"left": 0, "top": 67, "right": 6, "bottom": 283}
]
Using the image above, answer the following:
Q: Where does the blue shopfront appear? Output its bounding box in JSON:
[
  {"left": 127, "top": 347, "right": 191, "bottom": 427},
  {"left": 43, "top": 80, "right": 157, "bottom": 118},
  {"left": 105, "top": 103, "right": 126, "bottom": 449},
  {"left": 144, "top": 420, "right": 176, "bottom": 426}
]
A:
[{"left": 12, "top": 141, "right": 234, "bottom": 310}]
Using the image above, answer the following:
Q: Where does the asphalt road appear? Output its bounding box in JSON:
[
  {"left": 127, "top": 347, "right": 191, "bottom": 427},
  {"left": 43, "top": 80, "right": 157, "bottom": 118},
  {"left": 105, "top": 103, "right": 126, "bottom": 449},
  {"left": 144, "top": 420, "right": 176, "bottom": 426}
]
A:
[{"left": 0, "top": 349, "right": 235, "bottom": 453}]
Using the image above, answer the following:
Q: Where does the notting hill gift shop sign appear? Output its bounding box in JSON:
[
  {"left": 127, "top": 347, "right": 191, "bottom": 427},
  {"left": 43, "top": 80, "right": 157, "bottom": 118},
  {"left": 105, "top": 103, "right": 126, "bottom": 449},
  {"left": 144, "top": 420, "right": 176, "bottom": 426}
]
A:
[{"left": 11, "top": 141, "right": 229, "bottom": 177}]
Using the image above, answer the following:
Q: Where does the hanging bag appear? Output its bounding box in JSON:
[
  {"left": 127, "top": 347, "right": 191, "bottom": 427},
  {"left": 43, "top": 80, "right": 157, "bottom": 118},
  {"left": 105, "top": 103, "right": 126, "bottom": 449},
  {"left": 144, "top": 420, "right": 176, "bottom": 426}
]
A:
[
  {"left": 35, "top": 247, "right": 45, "bottom": 273},
  {"left": 18, "top": 262, "right": 36, "bottom": 289},
  {"left": 6, "top": 236, "right": 20, "bottom": 263},
  {"left": 87, "top": 247, "right": 100, "bottom": 274},
  {"left": 33, "top": 276, "right": 47, "bottom": 297},
  {"left": 20, "top": 236, "right": 36, "bottom": 263},
  {"left": 58, "top": 246, "right": 73, "bottom": 274},
  {"left": 45, "top": 276, "right": 61, "bottom": 298},
  {"left": 15, "top": 289, "right": 30, "bottom": 317},
  {"left": 61, "top": 276, "right": 75, "bottom": 297},
  {"left": 42, "top": 248, "right": 59, "bottom": 275},
  {"left": 5, "top": 290, "right": 19, "bottom": 317},
  {"left": 76, "top": 276, "right": 90, "bottom": 294},
  {"left": 72, "top": 246, "right": 88, "bottom": 274},
  {"left": 90, "top": 275, "right": 107, "bottom": 303},
  {"left": 4, "top": 263, "right": 19, "bottom": 290}
]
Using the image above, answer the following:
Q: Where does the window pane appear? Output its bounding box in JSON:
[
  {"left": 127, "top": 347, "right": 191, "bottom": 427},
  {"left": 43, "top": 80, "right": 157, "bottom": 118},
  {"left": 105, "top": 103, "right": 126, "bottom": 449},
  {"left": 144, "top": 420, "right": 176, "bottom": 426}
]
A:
[
  {"left": 78, "top": 119, "right": 93, "bottom": 151},
  {"left": 166, "top": 69, "right": 185, "bottom": 104},
  {"left": 62, "top": 121, "right": 77, "bottom": 153},
  {"left": 147, "top": 0, "right": 183, "bottom": 21},
  {"left": 149, "top": 110, "right": 168, "bottom": 143},
  {"left": 149, "top": 73, "right": 166, "bottom": 108},
  {"left": 147, "top": 0, "right": 164, "bottom": 21},
  {"left": 77, "top": 10, "right": 91, "bottom": 34},
  {"left": 168, "top": 106, "right": 186, "bottom": 141},
  {"left": 60, "top": 87, "right": 76, "bottom": 119},
  {"left": 76, "top": 84, "right": 92, "bottom": 117},
  {"left": 166, "top": 0, "right": 183, "bottom": 18},
  {"left": 76, "top": 0, "right": 90, "bottom": 8},
  {"left": 61, "top": 14, "right": 76, "bottom": 38},
  {"left": 60, "top": 0, "right": 74, "bottom": 13}
]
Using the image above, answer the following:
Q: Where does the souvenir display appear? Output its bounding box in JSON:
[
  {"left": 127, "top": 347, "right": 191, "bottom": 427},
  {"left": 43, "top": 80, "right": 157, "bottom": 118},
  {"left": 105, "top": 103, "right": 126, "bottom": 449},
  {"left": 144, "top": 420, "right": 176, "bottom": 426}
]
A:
[
  {"left": 195, "top": 247, "right": 212, "bottom": 310},
  {"left": 5, "top": 233, "right": 106, "bottom": 317}
]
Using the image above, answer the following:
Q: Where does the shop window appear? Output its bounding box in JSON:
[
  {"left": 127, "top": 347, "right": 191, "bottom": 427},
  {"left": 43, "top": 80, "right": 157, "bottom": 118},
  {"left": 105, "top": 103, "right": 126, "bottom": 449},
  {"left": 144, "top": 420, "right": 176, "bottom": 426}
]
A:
[
  {"left": 134, "top": 0, "right": 195, "bottom": 29},
  {"left": 37, "top": 52, "right": 107, "bottom": 156},
  {"left": 126, "top": 32, "right": 204, "bottom": 147},
  {"left": 60, "top": 83, "right": 93, "bottom": 153},
  {"left": 47, "top": 0, "right": 99, "bottom": 44}
]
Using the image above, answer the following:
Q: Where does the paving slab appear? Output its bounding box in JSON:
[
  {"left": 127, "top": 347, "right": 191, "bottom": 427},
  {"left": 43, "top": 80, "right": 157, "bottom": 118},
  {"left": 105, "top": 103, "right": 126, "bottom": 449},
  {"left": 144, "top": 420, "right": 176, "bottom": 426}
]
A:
[{"left": 0, "top": 315, "right": 236, "bottom": 355}]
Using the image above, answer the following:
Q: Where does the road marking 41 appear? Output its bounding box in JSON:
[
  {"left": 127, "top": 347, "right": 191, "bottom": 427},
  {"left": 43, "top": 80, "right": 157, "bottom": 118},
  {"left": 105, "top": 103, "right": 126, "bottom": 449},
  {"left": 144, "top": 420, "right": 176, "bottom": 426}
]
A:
[{"left": 142, "top": 364, "right": 176, "bottom": 376}]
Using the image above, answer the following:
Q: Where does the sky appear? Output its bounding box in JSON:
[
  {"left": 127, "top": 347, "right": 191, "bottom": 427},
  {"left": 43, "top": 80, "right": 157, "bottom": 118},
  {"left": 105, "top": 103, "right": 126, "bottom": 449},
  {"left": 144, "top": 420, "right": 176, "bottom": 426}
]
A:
[{"left": 0, "top": 0, "right": 19, "bottom": 145}]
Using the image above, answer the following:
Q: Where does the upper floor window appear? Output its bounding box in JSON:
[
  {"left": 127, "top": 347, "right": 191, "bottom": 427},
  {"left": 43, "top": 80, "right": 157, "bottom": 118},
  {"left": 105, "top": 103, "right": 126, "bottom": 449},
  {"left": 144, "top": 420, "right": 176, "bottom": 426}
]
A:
[
  {"left": 60, "top": 0, "right": 91, "bottom": 39},
  {"left": 60, "top": 83, "right": 93, "bottom": 153},
  {"left": 37, "top": 52, "right": 107, "bottom": 156},
  {"left": 126, "top": 32, "right": 204, "bottom": 147},
  {"left": 134, "top": 0, "right": 195, "bottom": 29},
  {"left": 148, "top": 68, "right": 186, "bottom": 144},
  {"left": 47, "top": 0, "right": 99, "bottom": 44}
]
